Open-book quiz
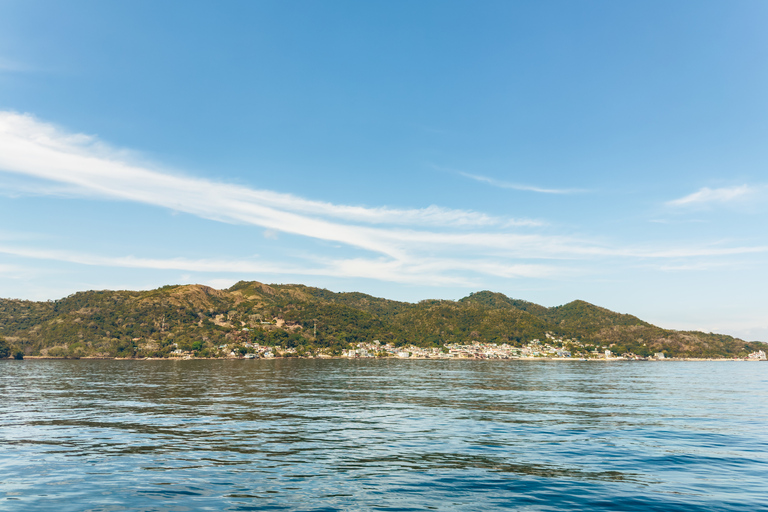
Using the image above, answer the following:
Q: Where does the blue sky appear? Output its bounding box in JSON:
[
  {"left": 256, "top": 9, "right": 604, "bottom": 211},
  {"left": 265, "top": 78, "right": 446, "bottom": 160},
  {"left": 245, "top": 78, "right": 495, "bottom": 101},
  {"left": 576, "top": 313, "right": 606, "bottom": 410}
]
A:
[{"left": 1, "top": 1, "right": 767, "bottom": 340}]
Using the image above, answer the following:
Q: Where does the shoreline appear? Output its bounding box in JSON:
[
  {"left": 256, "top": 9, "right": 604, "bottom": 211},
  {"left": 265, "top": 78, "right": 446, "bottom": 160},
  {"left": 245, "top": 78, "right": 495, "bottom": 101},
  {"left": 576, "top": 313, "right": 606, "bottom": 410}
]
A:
[{"left": 11, "top": 355, "right": 766, "bottom": 362}]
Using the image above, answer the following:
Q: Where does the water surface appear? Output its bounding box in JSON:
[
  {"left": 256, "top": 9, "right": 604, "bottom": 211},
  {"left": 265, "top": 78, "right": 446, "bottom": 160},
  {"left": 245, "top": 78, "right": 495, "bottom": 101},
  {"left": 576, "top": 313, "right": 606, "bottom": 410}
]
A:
[{"left": 1, "top": 359, "right": 767, "bottom": 511}]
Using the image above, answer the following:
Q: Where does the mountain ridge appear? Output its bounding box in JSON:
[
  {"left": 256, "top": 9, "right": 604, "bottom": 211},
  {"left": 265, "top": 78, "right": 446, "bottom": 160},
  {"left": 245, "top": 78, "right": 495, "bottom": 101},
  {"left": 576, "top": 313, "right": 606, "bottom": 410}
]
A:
[{"left": 0, "top": 280, "right": 765, "bottom": 359}]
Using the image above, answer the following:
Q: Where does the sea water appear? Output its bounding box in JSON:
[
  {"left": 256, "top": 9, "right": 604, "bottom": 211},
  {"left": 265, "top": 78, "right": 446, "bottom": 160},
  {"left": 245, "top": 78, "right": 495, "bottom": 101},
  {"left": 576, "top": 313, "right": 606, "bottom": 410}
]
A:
[{"left": 1, "top": 359, "right": 767, "bottom": 511}]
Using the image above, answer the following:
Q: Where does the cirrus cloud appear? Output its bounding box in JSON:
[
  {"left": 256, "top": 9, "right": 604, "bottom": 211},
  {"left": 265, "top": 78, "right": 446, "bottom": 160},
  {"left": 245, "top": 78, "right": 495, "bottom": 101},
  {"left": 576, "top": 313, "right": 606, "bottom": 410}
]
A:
[
  {"left": 0, "top": 110, "right": 765, "bottom": 289},
  {"left": 667, "top": 185, "right": 761, "bottom": 207}
]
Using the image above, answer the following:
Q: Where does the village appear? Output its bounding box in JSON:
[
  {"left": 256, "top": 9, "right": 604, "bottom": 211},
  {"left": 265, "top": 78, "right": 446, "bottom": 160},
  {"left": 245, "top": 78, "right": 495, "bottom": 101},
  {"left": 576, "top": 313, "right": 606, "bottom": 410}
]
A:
[
  {"left": 165, "top": 330, "right": 768, "bottom": 361},
  {"left": 339, "top": 333, "right": 651, "bottom": 360}
]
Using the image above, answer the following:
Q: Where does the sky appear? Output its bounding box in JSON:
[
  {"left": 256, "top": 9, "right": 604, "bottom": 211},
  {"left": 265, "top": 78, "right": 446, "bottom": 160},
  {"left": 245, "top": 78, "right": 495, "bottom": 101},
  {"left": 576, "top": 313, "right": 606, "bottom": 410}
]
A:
[{"left": 0, "top": 0, "right": 767, "bottom": 341}]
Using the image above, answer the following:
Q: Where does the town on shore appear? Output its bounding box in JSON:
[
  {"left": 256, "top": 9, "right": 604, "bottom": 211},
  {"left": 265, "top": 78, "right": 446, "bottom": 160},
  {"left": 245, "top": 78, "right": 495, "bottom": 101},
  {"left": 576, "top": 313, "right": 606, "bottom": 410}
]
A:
[
  {"left": 3, "top": 282, "right": 768, "bottom": 361},
  {"left": 155, "top": 332, "right": 768, "bottom": 362}
]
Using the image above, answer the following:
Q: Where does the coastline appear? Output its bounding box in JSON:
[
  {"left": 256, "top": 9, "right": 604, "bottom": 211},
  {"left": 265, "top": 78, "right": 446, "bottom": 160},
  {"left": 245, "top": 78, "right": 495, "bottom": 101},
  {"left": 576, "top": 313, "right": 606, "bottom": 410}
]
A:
[{"left": 12, "top": 355, "right": 766, "bottom": 362}]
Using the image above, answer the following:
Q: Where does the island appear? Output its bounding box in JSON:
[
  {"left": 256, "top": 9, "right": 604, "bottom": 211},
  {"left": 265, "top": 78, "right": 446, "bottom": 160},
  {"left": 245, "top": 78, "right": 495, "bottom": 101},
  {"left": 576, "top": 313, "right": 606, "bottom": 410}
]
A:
[{"left": 1, "top": 281, "right": 766, "bottom": 360}]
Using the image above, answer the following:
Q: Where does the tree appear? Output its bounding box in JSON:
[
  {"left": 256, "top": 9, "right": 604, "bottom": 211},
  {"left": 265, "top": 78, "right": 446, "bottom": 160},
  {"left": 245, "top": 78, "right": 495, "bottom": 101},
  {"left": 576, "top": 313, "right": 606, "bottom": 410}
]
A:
[{"left": 0, "top": 337, "right": 10, "bottom": 358}]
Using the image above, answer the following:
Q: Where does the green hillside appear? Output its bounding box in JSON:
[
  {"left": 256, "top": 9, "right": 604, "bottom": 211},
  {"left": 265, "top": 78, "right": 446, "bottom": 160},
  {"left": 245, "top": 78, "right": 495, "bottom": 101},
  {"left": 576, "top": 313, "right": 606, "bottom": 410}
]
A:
[{"left": 0, "top": 281, "right": 765, "bottom": 359}]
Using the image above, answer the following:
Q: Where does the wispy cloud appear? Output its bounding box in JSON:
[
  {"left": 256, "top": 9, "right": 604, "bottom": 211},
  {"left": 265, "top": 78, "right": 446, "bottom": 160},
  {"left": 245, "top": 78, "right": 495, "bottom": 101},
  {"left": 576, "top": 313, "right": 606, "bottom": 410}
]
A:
[
  {"left": 0, "top": 110, "right": 764, "bottom": 288},
  {"left": 601, "top": 242, "right": 768, "bottom": 259},
  {"left": 0, "top": 111, "right": 541, "bottom": 259},
  {"left": 667, "top": 185, "right": 759, "bottom": 207},
  {"left": 0, "top": 244, "right": 558, "bottom": 287},
  {"left": 653, "top": 261, "right": 740, "bottom": 272},
  {"left": 0, "top": 263, "right": 24, "bottom": 275},
  {"left": 455, "top": 170, "right": 585, "bottom": 195},
  {"left": 0, "top": 112, "right": 534, "bottom": 226}
]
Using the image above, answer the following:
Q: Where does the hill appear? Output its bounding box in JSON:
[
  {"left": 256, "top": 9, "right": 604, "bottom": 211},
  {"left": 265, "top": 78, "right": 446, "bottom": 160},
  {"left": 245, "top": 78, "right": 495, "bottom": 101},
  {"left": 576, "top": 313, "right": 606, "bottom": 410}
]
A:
[{"left": 0, "top": 281, "right": 765, "bottom": 359}]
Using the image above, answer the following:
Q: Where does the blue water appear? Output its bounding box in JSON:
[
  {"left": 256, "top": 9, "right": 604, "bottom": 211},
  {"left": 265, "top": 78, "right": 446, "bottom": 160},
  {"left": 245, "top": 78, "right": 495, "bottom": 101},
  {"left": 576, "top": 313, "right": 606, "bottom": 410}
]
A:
[{"left": 1, "top": 359, "right": 767, "bottom": 511}]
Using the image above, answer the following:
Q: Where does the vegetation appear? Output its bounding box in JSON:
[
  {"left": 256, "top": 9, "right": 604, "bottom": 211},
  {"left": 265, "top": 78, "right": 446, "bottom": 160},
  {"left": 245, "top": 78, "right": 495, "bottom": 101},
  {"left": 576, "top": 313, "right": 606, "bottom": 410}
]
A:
[
  {"left": 0, "top": 282, "right": 765, "bottom": 359},
  {"left": 0, "top": 336, "right": 10, "bottom": 358}
]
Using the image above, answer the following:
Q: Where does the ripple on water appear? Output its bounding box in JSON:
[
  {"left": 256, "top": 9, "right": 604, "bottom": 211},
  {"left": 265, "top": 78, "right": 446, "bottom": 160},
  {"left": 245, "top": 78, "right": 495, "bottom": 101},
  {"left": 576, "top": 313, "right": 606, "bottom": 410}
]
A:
[{"left": 1, "top": 359, "right": 767, "bottom": 511}]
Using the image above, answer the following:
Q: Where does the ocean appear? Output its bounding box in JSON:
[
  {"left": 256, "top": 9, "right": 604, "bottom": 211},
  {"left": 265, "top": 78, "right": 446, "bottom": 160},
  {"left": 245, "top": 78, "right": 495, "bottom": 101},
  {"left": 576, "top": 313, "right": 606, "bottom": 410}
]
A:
[{"left": 1, "top": 359, "right": 767, "bottom": 511}]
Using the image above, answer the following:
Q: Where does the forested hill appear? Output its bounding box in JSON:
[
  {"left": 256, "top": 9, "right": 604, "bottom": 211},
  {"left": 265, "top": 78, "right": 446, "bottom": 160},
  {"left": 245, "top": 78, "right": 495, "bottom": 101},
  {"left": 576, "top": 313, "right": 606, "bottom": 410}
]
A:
[{"left": 0, "top": 282, "right": 765, "bottom": 359}]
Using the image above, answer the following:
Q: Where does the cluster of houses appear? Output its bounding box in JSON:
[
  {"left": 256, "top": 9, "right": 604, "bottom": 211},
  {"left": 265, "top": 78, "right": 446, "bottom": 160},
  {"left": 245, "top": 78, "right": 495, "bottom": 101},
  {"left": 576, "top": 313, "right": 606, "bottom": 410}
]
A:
[
  {"left": 169, "top": 341, "right": 279, "bottom": 359},
  {"left": 169, "top": 332, "right": 767, "bottom": 361},
  {"left": 240, "top": 342, "right": 277, "bottom": 358},
  {"left": 338, "top": 332, "right": 679, "bottom": 360},
  {"left": 342, "top": 337, "right": 601, "bottom": 360}
]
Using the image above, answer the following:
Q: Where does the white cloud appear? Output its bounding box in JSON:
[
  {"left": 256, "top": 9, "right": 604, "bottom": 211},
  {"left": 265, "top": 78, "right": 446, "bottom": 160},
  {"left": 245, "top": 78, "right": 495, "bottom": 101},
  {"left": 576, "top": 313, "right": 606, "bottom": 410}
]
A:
[
  {"left": 0, "top": 111, "right": 534, "bottom": 228},
  {"left": 0, "top": 110, "right": 765, "bottom": 289},
  {"left": 0, "top": 111, "right": 549, "bottom": 260},
  {"left": 644, "top": 260, "right": 750, "bottom": 272},
  {"left": 667, "top": 185, "right": 758, "bottom": 207},
  {"left": 0, "top": 263, "right": 23, "bottom": 275},
  {"left": 0, "top": 244, "right": 560, "bottom": 287},
  {"left": 455, "top": 170, "right": 585, "bottom": 195}
]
